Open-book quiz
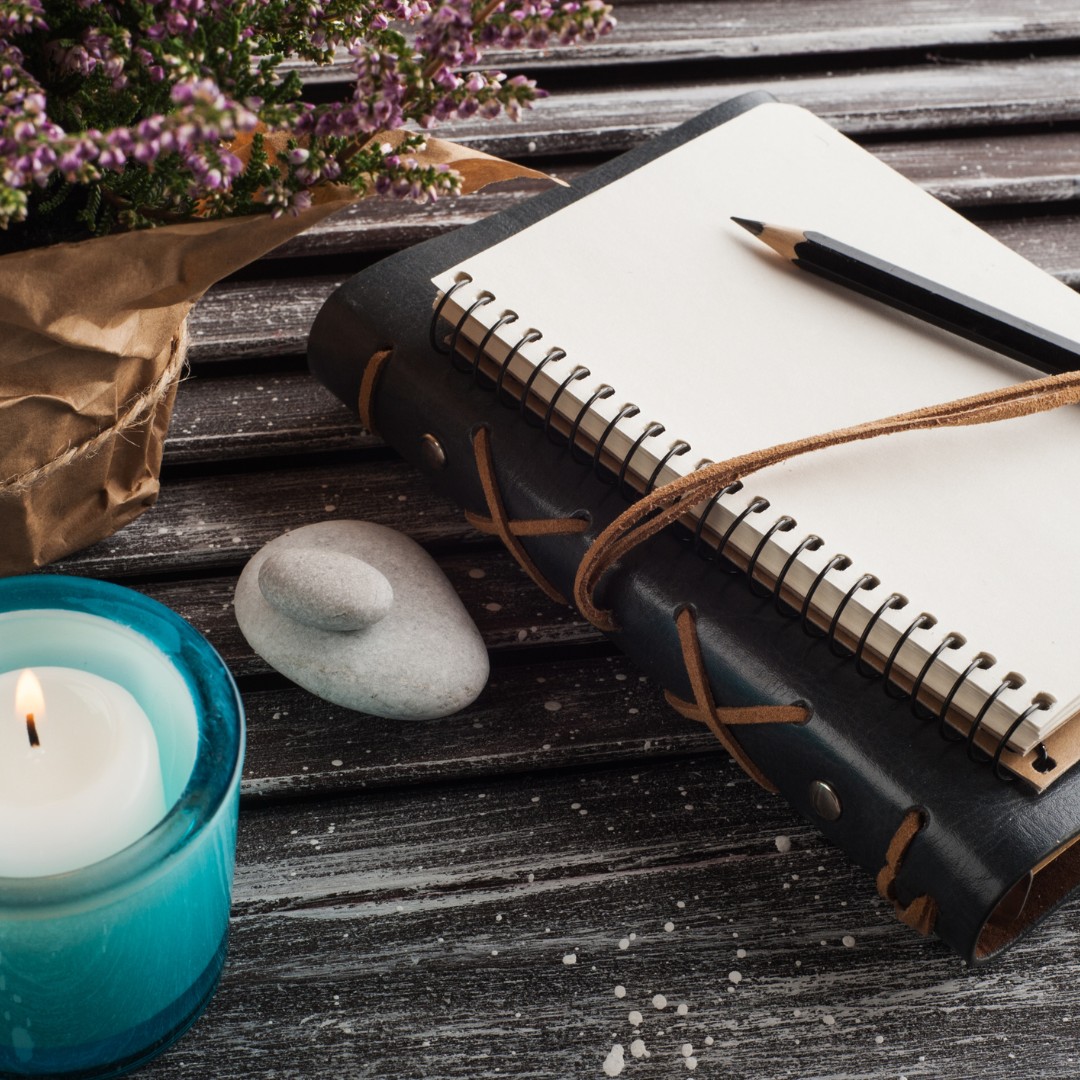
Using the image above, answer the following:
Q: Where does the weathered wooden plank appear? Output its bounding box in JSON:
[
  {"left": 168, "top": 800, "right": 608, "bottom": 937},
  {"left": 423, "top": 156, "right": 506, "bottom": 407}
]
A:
[
  {"left": 238, "top": 655, "right": 712, "bottom": 799},
  {"left": 168, "top": 371, "right": 375, "bottom": 464},
  {"left": 54, "top": 459, "right": 478, "bottom": 579},
  {"left": 873, "top": 130, "right": 1080, "bottom": 208},
  {"left": 137, "top": 755, "right": 1080, "bottom": 1080},
  {"left": 187, "top": 274, "right": 345, "bottom": 363},
  {"left": 389, "top": 58, "right": 1080, "bottom": 159},
  {"left": 284, "top": 0, "right": 1080, "bottom": 78},
  {"left": 140, "top": 553, "right": 597, "bottom": 679}
]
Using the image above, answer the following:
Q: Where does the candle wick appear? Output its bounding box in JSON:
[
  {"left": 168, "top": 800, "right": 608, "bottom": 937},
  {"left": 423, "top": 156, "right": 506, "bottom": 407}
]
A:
[{"left": 25, "top": 713, "right": 40, "bottom": 749}]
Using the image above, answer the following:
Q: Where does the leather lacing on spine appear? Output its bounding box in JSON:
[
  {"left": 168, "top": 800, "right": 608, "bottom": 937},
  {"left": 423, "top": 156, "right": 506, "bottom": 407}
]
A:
[
  {"left": 466, "top": 425, "right": 589, "bottom": 605},
  {"left": 876, "top": 808, "right": 939, "bottom": 936},
  {"left": 667, "top": 607, "right": 809, "bottom": 793}
]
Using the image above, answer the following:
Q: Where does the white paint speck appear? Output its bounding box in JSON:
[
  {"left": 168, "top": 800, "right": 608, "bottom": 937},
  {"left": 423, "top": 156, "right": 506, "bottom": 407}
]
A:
[
  {"left": 628, "top": 1010, "right": 643, "bottom": 1026},
  {"left": 681, "top": 1043, "right": 693, "bottom": 1057},
  {"left": 705, "top": 1037, "right": 714, "bottom": 1046},
  {"left": 562, "top": 953, "right": 577, "bottom": 965},
  {"left": 676, "top": 1004, "right": 688, "bottom": 1016},
  {"left": 614, "top": 986, "right": 626, "bottom": 999},
  {"left": 774, "top": 835, "right": 792, "bottom": 853},
  {"left": 823, "top": 1015, "right": 836, "bottom": 1026},
  {"left": 618, "top": 938, "right": 630, "bottom": 951},
  {"left": 544, "top": 701, "right": 562, "bottom": 712},
  {"left": 602, "top": 1044, "right": 625, "bottom": 1077},
  {"left": 842, "top": 935, "right": 856, "bottom": 948},
  {"left": 875, "top": 1035, "right": 884, "bottom": 1044},
  {"left": 467, "top": 568, "right": 486, "bottom": 579},
  {"left": 736, "top": 948, "right": 746, "bottom": 959},
  {"left": 728, "top": 971, "right": 742, "bottom": 984},
  {"left": 652, "top": 994, "right": 667, "bottom": 1010},
  {"left": 685, "top": 1057, "right": 698, "bottom": 1071},
  {"left": 630, "top": 1038, "right": 647, "bottom": 1059},
  {"left": 676, "top": 901, "right": 685, "bottom": 909},
  {"left": 330, "top": 759, "right": 343, "bottom": 767},
  {"left": 664, "top": 922, "right": 675, "bottom": 933}
]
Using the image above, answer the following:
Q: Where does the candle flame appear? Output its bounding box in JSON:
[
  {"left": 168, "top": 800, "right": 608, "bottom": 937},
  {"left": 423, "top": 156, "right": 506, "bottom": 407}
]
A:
[{"left": 15, "top": 669, "right": 43, "bottom": 748}]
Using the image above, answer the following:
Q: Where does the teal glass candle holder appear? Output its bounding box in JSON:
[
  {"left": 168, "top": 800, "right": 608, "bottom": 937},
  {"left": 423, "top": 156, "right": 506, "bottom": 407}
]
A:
[{"left": 0, "top": 575, "right": 245, "bottom": 1079}]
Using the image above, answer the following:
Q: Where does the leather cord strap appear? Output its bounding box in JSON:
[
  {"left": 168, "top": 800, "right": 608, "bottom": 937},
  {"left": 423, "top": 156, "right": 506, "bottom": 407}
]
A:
[
  {"left": 666, "top": 607, "right": 808, "bottom": 793},
  {"left": 876, "top": 807, "right": 939, "bottom": 935},
  {"left": 467, "top": 425, "right": 589, "bottom": 605},
  {"left": 358, "top": 348, "right": 393, "bottom": 436},
  {"left": 574, "top": 368, "right": 1080, "bottom": 631}
]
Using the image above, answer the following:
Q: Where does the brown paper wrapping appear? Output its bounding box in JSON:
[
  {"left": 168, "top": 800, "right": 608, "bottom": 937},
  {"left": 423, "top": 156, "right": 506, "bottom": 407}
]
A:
[{"left": 0, "top": 137, "right": 553, "bottom": 576}]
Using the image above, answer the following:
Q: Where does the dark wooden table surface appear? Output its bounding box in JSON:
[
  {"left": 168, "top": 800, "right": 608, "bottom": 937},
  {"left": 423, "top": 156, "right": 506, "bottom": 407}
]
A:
[{"left": 62, "top": 4, "right": 1080, "bottom": 1077}]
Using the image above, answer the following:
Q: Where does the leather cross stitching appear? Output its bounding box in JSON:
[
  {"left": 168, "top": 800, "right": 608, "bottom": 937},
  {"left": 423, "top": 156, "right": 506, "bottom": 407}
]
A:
[
  {"left": 876, "top": 807, "right": 939, "bottom": 936},
  {"left": 666, "top": 607, "right": 809, "bottom": 794},
  {"left": 467, "top": 425, "right": 589, "bottom": 605}
]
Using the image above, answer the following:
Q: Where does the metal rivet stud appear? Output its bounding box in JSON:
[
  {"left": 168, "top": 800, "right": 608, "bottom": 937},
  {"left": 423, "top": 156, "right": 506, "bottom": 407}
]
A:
[
  {"left": 418, "top": 433, "right": 447, "bottom": 470},
  {"left": 809, "top": 780, "right": 842, "bottom": 822}
]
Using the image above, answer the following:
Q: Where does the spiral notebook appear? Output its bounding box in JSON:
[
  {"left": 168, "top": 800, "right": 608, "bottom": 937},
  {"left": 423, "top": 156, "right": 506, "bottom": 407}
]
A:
[{"left": 431, "top": 101, "right": 1080, "bottom": 779}]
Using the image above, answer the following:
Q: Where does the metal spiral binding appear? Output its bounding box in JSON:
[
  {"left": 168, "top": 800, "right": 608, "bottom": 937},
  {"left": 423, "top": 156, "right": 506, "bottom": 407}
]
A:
[{"left": 432, "top": 285, "right": 1053, "bottom": 779}]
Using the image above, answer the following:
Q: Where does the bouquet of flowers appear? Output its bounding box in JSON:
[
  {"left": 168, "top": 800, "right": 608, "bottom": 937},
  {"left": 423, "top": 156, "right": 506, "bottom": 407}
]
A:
[{"left": 0, "top": 0, "right": 613, "bottom": 573}]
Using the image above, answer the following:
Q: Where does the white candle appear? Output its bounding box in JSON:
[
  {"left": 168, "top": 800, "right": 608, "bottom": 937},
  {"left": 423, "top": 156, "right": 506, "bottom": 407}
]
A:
[{"left": 0, "top": 667, "right": 167, "bottom": 877}]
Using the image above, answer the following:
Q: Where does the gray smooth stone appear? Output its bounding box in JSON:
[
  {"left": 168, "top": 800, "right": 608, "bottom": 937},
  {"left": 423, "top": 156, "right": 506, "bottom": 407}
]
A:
[
  {"left": 258, "top": 548, "right": 393, "bottom": 632},
  {"left": 234, "top": 520, "right": 490, "bottom": 720}
]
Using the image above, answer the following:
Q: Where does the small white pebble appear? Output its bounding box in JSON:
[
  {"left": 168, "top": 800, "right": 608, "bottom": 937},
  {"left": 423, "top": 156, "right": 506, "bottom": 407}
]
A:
[
  {"left": 562, "top": 953, "right": 577, "bottom": 965},
  {"left": 823, "top": 1015, "right": 836, "bottom": 1027},
  {"left": 664, "top": 922, "right": 675, "bottom": 933},
  {"left": 614, "top": 985, "right": 626, "bottom": 999},
  {"left": 775, "top": 835, "right": 792, "bottom": 853},
  {"left": 618, "top": 938, "right": 630, "bottom": 951},
  {"left": 629, "top": 933, "right": 637, "bottom": 941},
  {"left": 685, "top": 1058, "right": 697, "bottom": 1071},
  {"left": 652, "top": 994, "right": 667, "bottom": 1010},
  {"left": 544, "top": 700, "right": 562, "bottom": 712},
  {"left": 736, "top": 948, "right": 746, "bottom": 959},
  {"left": 676, "top": 1004, "right": 688, "bottom": 1016},
  {"left": 875, "top": 1035, "right": 884, "bottom": 1044},
  {"left": 676, "top": 901, "right": 685, "bottom": 909},
  {"left": 330, "top": 759, "right": 343, "bottom": 767},
  {"left": 602, "top": 1044, "right": 625, "bottom": 1077},
  {"left": 630, "top": 1038, "right": 647, "bottom": 1059},
  {"left": 842, "top": 935, "right": 856, "bottom": 948},
  {"left": 467, "top": 568, "right": 486, "bottom": 579},
  {"left": 728, "top": 971, "right": 742, "bottom": 984},
  {"left": 571, "top": 802, "right": 581, "bottom": 810},
  {"left": 681, "top": 1043, "right": 693, "bottom": 1057},
  {"left": 628, "top": 1011, "right": 643, "bottom": 1026},
  {"left": 705, "top": 1037, "right": 714, "bottom": 1046}
]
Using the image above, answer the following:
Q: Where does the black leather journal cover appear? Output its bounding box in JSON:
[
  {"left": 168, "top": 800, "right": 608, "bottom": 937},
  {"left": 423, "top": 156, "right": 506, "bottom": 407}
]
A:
[{"left": 308, "top": 92, "right": 1080, "bottom": 961}]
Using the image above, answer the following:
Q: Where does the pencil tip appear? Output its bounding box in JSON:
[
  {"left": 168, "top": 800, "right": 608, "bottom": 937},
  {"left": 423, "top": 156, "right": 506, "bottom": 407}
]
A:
[{"left": 731, "top": 216, "right": 764, "bottom": 235}]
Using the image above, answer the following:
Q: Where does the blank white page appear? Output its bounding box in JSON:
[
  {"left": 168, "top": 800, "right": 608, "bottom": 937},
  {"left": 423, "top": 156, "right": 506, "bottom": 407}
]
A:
[{"left": 432, "top": 101, "right": 1080, "bottom": 752}]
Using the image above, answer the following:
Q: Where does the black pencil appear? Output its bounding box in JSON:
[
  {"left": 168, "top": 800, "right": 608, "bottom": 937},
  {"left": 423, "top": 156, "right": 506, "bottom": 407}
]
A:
[{"left": 731, "top": 216, "right": 1080, "bottom": 377}]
